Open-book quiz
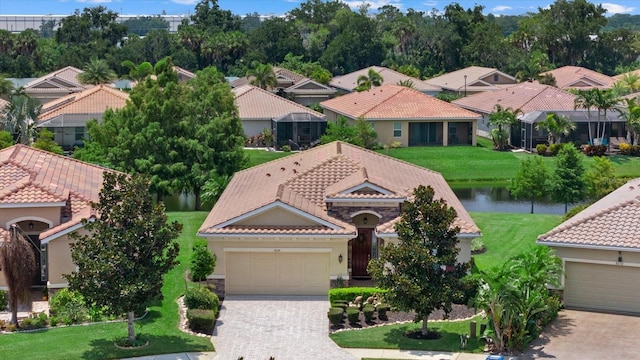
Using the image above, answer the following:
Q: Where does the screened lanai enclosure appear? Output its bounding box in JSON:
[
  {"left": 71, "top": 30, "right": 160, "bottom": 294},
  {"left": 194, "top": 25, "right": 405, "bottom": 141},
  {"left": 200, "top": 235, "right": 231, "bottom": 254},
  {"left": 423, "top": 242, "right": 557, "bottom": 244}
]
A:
[{"left": 272, "top": 112, "right": 327, "bottom": 149}]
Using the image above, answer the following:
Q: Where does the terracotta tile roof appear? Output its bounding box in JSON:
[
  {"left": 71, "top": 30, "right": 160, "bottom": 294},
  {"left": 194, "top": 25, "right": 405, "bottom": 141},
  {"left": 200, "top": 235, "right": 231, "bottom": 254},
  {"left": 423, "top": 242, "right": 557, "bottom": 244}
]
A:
[
  {"left": 330, "top": 66, "right": 441, "bottom": 92},
  {"left": 321, "top": 84, "right": 480, "bottom": 120},
  {"left": 0, "top": 145, "right": 118, "bottom": 242},
  {"left": 613, "top": 69, "right": 640, "bottom": 81},
  {"left": 541, "top": 66, "right": 615, "bottom": 90},
  {"left": 452, "top": 82, "right": 578, "bottom": 114},
  {"left": 199, "top": 141, "right": 480, "bottom": 236},
  {"left": 538, "top": 178, "right": 640, "bottom": 249},
  {"left": 38, "top": 85, "right": 129, "bottom": 122},
  {"left": 232, "top": 84, "right": 325, "bottom": 120},
  {"left": 23, "top": 66, "right": 88, "bottom": 93},
  {"left": 425, "top": 66, "right": 515, "bottom": 92}
]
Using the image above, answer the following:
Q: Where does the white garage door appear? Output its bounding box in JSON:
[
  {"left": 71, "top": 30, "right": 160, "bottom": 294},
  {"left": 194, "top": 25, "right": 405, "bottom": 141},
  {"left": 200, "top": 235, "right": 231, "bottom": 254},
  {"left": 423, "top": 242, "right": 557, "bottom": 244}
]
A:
[
  {"left": 226, "top": 251, "right": 330, "bottom": 295},
  {"left": 565, "top": 262, "right": 640, "bottom": 313}
]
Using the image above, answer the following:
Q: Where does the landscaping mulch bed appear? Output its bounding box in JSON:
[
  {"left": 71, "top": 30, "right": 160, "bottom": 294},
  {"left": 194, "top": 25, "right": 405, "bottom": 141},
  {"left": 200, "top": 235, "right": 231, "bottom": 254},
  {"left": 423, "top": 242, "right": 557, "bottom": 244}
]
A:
[{"left": 329, "top": 304, "right": 478, "bottom": 332}]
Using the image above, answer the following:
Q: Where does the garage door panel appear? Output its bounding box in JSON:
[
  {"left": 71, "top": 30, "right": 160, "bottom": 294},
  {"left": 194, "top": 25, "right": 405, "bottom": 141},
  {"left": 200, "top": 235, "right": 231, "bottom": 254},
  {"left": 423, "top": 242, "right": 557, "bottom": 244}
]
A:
[
  {"left": 565, "top": 262, "right": 640, "bottom": 314},
  {"left": 226, "top": 252, "right": 329, "bottom": 295}
]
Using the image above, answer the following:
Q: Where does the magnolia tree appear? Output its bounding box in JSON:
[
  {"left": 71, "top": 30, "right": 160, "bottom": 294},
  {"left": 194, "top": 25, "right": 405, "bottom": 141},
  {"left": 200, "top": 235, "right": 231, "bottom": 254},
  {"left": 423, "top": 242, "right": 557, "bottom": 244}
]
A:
[
  {"left": 368, "top": 185, "right": 469, "bottom": 336},
  {"left": 65, "top": 173, "right": 181, "bottom": 344}
]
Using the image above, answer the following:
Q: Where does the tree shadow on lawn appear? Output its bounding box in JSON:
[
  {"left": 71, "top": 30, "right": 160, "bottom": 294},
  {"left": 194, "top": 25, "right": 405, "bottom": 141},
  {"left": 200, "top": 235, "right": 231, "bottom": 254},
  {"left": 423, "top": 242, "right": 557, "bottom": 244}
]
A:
[
  {"left": 521, "top": 312, "right": 576, "bottom": 360},
  {"left": 382, "top": 326, "right": 482, "bottom": 352},
  {"left": 81, "top": 334, "right": 212, "bottom": 360},
  {"left": 609, "top": 155, "right": 632, "bottom": 165}
]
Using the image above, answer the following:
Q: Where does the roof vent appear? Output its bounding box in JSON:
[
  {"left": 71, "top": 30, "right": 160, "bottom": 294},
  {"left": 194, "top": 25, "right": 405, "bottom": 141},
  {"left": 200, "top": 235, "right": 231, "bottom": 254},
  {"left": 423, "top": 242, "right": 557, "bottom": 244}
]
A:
[
  {"left": 266, "top": 173, "right": 271, "bottom": 177},
  {"left": 280, "top": 167, "right": 285, "bottom": 171},
  {"left": 294, "top": 161, "right": 300, "bottom": 166}
]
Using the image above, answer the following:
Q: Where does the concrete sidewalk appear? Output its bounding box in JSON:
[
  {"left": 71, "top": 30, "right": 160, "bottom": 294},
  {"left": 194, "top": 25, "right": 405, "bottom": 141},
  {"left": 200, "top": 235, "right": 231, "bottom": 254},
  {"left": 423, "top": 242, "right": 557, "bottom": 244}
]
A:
[{"left": 124, "top": 350, "right": 495, "bottom": 360}]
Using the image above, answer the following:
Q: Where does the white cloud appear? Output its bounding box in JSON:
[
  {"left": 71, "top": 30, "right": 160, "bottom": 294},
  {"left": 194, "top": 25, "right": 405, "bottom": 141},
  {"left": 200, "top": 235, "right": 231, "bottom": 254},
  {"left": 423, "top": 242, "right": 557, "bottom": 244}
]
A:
[
  {"left": 341, "top": 0, "right": 404, "bottom": 11},
  {"left": 76, "top": 0, "right": 114, "bottom": 3},
  {"left": 601, "top": 3, "right": 635, "bottom": 14},
  {"left": 492, "top": 5, "right": 512, "bottom": 12},
  {"left": 423, "top": 1, "right": 437, "bottom": 7},
  {"left": 170, "top": 0, "right": 199, "bottom": 5}
]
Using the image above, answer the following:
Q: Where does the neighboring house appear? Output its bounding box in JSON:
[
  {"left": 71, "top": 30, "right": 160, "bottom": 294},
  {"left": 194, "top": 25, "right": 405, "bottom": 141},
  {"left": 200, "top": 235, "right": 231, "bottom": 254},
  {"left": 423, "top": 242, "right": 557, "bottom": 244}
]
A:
[
  {"left": 174, "top": 66, "right": 196, "bottom": 83},
  {"left": 114, "top": 66, "right": 196, "bottom": 90},
  {"left": 230, "top": 67, "right": 336, "bottom": 106},
  {"left": 538, "top": 178, "right": 640, "bottom": 314},
  {"left": 612, "top": 69, "right": 640, "bottom": 82},
  {"left": 452, "top": 82, "right": 627, "bottom": 150},
  {"left": 329, "top": 66, "right": 441, "bottom": 96},
  {"left": 540, "top": 66, "right": 615, "bottom": 90},
  {"left": 0, "top": 145, "right": 115, "bottom": 291},
  {"left": 198, "top": 141, "right": 481, "bottom": 295},
  {"left": 233, "top": 84, "right": 326, "bottom": 148},
  {"left": 425, "top": 66, "right": 516, "bottom": 95},
  {"left": 22, "top": 66, "right": 90, "bottom": 104},
  {"left": 320, "top": 84, "right": 481, "bottom": 147},
  {"left": 37, "top": 85, "right": 129, "bottom": 151}
]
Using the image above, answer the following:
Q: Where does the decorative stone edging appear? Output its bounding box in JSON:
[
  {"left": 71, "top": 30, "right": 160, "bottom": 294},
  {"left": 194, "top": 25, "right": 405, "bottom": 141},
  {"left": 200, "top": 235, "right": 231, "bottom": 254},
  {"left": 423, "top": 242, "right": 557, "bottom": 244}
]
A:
[
  {"left": 330, "top": 311, "right": 485, "bottom": 334},
  {"left": 176, "top": 296, "right": 210, "bottom": 338},
  {"left": 113, "top": 340, "right": 150, "bottom": 350}
]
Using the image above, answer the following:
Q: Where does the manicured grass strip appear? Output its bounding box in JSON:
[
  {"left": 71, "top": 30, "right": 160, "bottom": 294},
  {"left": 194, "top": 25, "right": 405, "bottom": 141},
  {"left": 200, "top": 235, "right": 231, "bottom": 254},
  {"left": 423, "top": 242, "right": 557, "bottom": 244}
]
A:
[
  {"left": 469, "top": 212, "right": 563, "bottom": 271},
  {"left": 244, "top": 149, "right": 289, "bottom": 168},
  {"left": 330, "top": 315, "right": 485, "bottom": 353},
  {"left": 0, "top": 212, "right": 213, "bottom": 360}
]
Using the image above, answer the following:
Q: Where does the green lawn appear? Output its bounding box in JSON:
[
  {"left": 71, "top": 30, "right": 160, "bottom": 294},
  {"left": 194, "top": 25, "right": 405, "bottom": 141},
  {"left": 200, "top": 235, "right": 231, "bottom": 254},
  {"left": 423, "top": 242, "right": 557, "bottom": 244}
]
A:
[
  {"left": 330, "top": 315, "right": 485, "bottom": 353},
  {"left": 0, "top": 212, "right": 213, "bottom": 360},
  {"left": 244, "top": 139, "right": 640, "bottom": 183},
  {"left": 470, "top": 212, "right": 563, "bottom": 271}
]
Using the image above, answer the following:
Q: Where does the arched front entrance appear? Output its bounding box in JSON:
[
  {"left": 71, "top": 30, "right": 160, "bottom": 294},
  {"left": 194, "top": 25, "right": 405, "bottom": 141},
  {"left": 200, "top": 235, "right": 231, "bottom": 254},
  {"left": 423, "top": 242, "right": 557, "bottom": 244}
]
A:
[
  {"left": 10, "top": 219, "right": 50, "bottom": 286},
  {"left": 349, "top": 211, "right": 381, "bottom": 279}
]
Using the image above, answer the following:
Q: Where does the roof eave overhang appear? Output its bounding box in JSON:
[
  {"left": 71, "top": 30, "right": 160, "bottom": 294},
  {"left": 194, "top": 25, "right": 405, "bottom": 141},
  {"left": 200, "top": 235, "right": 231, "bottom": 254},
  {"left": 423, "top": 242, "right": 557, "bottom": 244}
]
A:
[
  {"left": 325, "top": 197, "right": 405, "bottom": 203},
  {"left": 40, "top": 221, "right": 85, "bottom": 244},
  {"left": 0, "top": 201, "right": 67, "bottom": 208},
  {"left": 537, "top": 240, "right": 640, "bottom": 253},
  {"left": 197, "top": 232, "right": 355, "bottom": 238}
]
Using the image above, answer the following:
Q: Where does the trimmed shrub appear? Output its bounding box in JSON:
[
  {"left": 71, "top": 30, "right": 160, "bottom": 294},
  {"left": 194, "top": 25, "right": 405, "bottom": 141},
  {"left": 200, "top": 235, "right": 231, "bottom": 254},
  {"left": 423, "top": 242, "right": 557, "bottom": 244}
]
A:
[
  {"left": 632, "top": 145, "right": 640, "bottom": 156},
  {"left": 48, "top": 288, "right": 87, "bottom": 323},
  {"left": 331, "top": 302, "right": 348, "bottom": 312},
  {"left": 583, "top": 145, "right": 607, "bottom": 157},
  {"left": 187, "top": 309, "right": 216, "bottom": 333},
  {"left": 619, "top": 142, "right": 632, "bottom": 155},
  {"left": 328, "top": 287, "right": 386, "bottom": 304},
  {"left": 346, "top": 307, "right": 360, "bottom": 325},
  {"left": 548, "top": 143, "right": 562, "bottom": 156},
  {"left": 281, "top": 145, "right": 291, "bottom": 152},
  {"left": 327, "top": 307, "right": 344, "bottom": 326},
  {"left": 376, "top": 303, "right": 389, "bottom": 320},
  {"left": 190, "top": 240, "right": 216, "bottom": 282},
  {"left": 563, "top": 203, "right": 590, "bottom": 221},
  {"left": 184, "top": 286, "right": 219, "bottom": 313},
  {"left": 49, "top": 316, "right": 60, "bottom": 327},
  {"left": 536, "top": 144, "right": 548, "bottom": 156},
  {"left": 363, "top": 305, "right": 375, "bottom": 322},
  {"left": 0, "top": 290, "right": 7, "bottom": 311}
]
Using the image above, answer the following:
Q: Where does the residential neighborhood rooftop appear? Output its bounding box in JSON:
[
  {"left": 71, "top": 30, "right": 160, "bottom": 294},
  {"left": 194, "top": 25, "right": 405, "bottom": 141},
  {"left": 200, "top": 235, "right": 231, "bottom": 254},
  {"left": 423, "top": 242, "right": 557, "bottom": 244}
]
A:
[
  {"left": 329, "top": 66, "right": 441, "bottom": 93},
  {"left": 38, "top": 84, "right": 129, "bottom": 123},
  {"left": 232, "top": 84, "right": 325, "bottom": 120},
  {"left": 540, "top": 66, "right": 615, "bottom": 90},
  {"left": 424, "top": 65, "right": 515, "bottom": 92}
]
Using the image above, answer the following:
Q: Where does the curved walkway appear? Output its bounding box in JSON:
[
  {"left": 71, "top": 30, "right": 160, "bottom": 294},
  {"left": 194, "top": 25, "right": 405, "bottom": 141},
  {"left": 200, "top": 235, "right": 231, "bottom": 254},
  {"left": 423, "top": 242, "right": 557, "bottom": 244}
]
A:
[{"left": 211, "top": 295, "right": 356, "bottom": 360}]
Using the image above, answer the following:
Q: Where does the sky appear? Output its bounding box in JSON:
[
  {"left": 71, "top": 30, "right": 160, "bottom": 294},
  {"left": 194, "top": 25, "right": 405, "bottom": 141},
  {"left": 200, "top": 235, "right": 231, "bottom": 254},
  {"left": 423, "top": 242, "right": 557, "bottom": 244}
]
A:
[{"left": 0, "top": 0, "right": 637, "bottom": 17}]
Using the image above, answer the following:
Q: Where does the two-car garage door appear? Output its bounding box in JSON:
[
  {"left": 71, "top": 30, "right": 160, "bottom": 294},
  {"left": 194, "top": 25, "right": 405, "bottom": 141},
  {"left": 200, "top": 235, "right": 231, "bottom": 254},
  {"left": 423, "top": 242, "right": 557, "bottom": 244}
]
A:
[
  {"left": 564, "top": 262, "right": 640, "bottom": 314},
  {"left": 226, "top": 251, "right": 330, "bottom": 295}
]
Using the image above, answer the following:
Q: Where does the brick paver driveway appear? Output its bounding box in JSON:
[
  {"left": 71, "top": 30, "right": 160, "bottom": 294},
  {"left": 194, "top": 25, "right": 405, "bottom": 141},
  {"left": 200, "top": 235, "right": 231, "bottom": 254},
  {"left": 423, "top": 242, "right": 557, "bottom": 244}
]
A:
[
  {"left": 524, "top": 309, "right": 640, "bottom": 359},
  {"left": 212, "top": 295, "right": 356, "bottom": 360}
]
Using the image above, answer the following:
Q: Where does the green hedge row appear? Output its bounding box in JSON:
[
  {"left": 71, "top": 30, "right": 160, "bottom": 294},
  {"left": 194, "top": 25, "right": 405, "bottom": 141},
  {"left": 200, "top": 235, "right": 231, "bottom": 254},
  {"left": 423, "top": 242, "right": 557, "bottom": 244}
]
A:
[
  {"left": 328, "top": 287, "right": 386, "bottom": 304},
  {"left": 187, "top": 309, "right": 216, "bottom": 333}
]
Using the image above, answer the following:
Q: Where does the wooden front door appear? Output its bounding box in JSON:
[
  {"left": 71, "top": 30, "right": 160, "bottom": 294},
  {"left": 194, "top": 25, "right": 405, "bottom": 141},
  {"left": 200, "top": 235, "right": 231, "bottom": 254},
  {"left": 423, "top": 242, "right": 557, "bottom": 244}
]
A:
[{"left": 351, "top": 229, "right": 372, "bottom": 278}]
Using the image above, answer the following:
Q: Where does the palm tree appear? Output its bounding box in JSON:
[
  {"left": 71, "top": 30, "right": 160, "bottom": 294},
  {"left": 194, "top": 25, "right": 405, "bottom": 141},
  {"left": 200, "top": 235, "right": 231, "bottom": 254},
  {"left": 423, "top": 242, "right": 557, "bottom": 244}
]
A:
[
  {"left": 396, "top": 79, "right": 415, "bottom": 88},
  {"left": 573, "top": 88, "right": 597, "bottom": 143},
  {"left": 593, "top": 89, "right": 620, "bottom": 148},
  {"left": 247, "top": 63, "right": 277, "bottom": 90},
  {"left": 617, "top": 97, "right": 640, "bottom": 145},
  {"left": 77, "top": 58, "right": 117, "bottom": 85},
  {"left": 120, "top": 60, "right": 154, "bottom": 82},
  {"left": 0, "top": 75, "right": 13, "bottom": 99},
  {"left": 0, "top": 93, "right": 41, "bottom": 145},
  {"left": 535, "top": 113, "right": 577, "bottom": 145},
  {"left": 488, "top": 105, "right": 521, "bottom": 150},
  {"left": 618, "top": 72, "right": 640, "bottom": 95},
  {"left": 0, "top": 225, "right": 37, "bottom": 325},
  {"left": 355, "top": 68, "right": 383, "bottom": 92}
]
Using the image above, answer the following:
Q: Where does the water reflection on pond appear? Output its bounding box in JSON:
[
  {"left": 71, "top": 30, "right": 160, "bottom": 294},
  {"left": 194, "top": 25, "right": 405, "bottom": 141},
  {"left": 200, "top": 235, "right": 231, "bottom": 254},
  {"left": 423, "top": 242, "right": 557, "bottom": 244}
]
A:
[
  {"left": 163, "top": 193, "right": 212, "bottom": 212},
  {"left": 452, "top": 186, "right": 567, "bottom": 215}
]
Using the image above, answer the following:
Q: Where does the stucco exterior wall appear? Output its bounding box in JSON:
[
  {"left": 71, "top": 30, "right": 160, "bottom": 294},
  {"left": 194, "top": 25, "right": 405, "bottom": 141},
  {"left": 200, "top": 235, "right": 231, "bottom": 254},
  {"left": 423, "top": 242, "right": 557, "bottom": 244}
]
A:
[
  {"left": 479, "top": 73, "right": 516, "bottom": 85},
  {"left": 382, "top": 235, "right": 473, "bottom": 265},
  {"left": 46, "top": 235, "right": 76, "bottom": 288},
  {"left": 237, "top": 207, "right": 319, "bottom": 226},
  {"left": 0, "top": 207, "right": 61, "bottom": 229},
  {"left": 242, "top": 119, "right": 271, "bottom": 138}
]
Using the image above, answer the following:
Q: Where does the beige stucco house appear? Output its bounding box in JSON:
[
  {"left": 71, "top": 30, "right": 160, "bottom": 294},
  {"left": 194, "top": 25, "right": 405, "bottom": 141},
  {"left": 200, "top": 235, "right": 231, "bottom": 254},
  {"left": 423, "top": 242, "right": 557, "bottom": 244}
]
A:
[
  {"left": 37, "top": 84, "right": 129, "bottom": 151},
  {"left": 320, "top": 84, "right": 481, "bottom": 147},
  {"left": 540, "top": 66, "right": 615, "bottom": 90},
  {"left": 22, "top": 66, "right": 91, "bottom": 104},
  {"left": 330, "top": 66, "right": 441, "bottom": 96},
  {"left": 538, "top": 178, "right": 640, "bottom": 314},
  {"left": 0, "top": 145, "right": 113, "bottom": 291},
  {"left": 425, "top": 66, "right": 516, "bottom": 95},
  {"left": 198, "top": 141, "right": 481, "bottom": 296}
]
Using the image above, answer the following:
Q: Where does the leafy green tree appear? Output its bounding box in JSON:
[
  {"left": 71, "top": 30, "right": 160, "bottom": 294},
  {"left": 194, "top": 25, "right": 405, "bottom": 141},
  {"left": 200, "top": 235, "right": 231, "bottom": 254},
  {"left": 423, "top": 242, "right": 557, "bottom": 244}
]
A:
[
  {"left": 617, "top": 97, "right": 640, "bottom": 145},
  {"left": 278, "top": 53, "right": 332, "bottom": 84},
  {"left": 0, "top": 225, "right": 37, "bottom": 325},
  {"left": 368, "top": 185, "right": 468, "bottom": 336},
  {"left": 488, "top": 105, "right": 520, "bottom": 151},
  {"left": 0, "top": 93, "right": 41, "bottom": 145},
  {"left": 355, "top": 68, "right": 383, "bottom": 92},
  {"left": 121, "top": 16, "right": 170, "bottom": 36},
  {"left": 548, "top": 144, "right": 586, "bottom": 213},
  {"left": 32, "top": 129, "right": 63, "bottom": 155},
  {"left": 0, "top": 130, "right": 13, "bottom": 149},
  {"left": 201, "top": 173, "right": 231, "bottom": 207},
  {"left": 66, "top": 173, "right": 181, "bottom": 344},
  {"left": 120, "top": 60, "right": 154, "bottom": 82},
  {"left": 320, "top": 116, "right": 361, "bottom": 146},
  {"left": 190, "top": 240, "right": 216, "bottom": 282},
  {"left": 584, "top": 156, "right": 623, "bottom": 200},
  {"left": 247, "top": 63, "right": 277, "bottom": 90},
  {"left": 247, "top": 18, "right": 305, "bottom": 65},
  {"left": 354, "top": 117, "right": 378, "bottom": 149},
  {"left": 509, "top": 157, "right": 549, "bottom": 214},
  {"left": 0, "top": 75, "right": 13, "bottom": 97},
  {"left": 78, "top": 58, "right": 117, "bottom": 85},
  {"left": 535, "top": 113, "right": 577, "bottom": 145}
]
